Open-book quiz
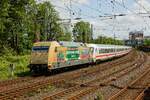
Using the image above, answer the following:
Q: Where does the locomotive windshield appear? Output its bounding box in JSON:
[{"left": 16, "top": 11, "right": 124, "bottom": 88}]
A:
[{"left": 32, "top": 46, "right": 49, "bottom": 52}]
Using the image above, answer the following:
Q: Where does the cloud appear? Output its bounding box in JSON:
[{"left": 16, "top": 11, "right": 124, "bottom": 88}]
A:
[
  {"left": 61, "top": 0, "right": 89, "bottom": 5},
  {"left": 76, "top": 0, "right": 89, "bottom": 4},
  {"left": 131, "top": 0, "right": 150, "bottom": 14},
  {"left": 43, "top": 0, "right": 90, "bottom": 19}
]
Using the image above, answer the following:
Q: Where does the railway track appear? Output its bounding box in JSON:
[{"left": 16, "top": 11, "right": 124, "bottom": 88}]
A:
[
  {"left": 0, "top": 51, "right": 136, "bottom": 99},
  {"left": 108, "top": 67, "right": 149, "bottom": 100},
  {"left": 43, "top": 52, "right": 146, "bottom": 100},
  {"left": 135, "top": 84, "right": 150, "bottom": 100},
  {"left": 0, "top": 76, "right": 41, "bottom": 89},
  {"left": 107, "top": 53, "right": 149, "bottom": 100}
]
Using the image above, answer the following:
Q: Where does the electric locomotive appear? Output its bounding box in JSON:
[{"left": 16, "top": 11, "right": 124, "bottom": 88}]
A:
[{"left": 29, "top": 41, "right": 93, "bottom": 73}]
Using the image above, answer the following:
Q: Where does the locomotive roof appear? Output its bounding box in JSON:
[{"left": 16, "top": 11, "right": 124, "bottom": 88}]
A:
[
  {"left": 33, "top": 41, "right": 52, "bottom": 46},
  {"left": 33, "top": 41, "right": 86, "bottom": 47},
  {"left": 58, "top": 41, "right": 86, "bottom": 47},
  {"left": 33, "top": 41, "right": 60, "bottom": 47},
  {"left": 33, "top": 41, "right": 131, "bottom": 49}
]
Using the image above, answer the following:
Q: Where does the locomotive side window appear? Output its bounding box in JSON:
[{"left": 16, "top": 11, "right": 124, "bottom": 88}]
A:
[{"left": 32, "top": 46, "right": 49, "bottom": 52}]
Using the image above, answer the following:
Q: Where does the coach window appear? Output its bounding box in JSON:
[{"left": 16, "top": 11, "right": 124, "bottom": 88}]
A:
[
  {"left": 110, "top": 49, "right": 112, "bottom": 52},
  {"left": 96, "top": 48, "right": 98, "bottom": 53},
  {"left": 103, "top": 49, "right": 105, "bottom": 53},
  {"left": 110, "top": 49, "right": 111, "bottom": 52},
  {"left": 106, "top": 49, "right": 109, "bottom": 53},
  {"left": 105, "top": 49, "right": 108, "bottom": 53},
  {"left": 101, "top": 49, "right": 103, "bottom": 53},
  {"left": 99, "top": 49, "right": 101, "bottom": 53},
  {"left": 106, "top": 49, "right": 108, "bottom": 53},
  {"left": 109, "top": 49, "right": 111, "bottom": 52},
  {"left": 111, "top": 48, "right": 113, "bottom": 52},
  {"left": 101, "top": 49, "right": 104, "bottom": 53},
  {"left": 113, "top": 49, "right": 115, "bottom": 52},
  {"left": 104, "top": 49, "right": 106, "bottom": 53},
  {"left": 107, "top": 49, "right": 109, "bottom": 53},
  {"left": 108, "top": 49, "right": 110, "bottom": 53}
]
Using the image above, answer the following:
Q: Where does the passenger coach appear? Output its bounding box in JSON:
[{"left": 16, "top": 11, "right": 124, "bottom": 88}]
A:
[{"left": 87, "top": 44, "right": 131, "bottom": 63}]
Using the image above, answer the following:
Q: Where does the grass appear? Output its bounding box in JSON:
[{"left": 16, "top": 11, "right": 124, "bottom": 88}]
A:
[
  {"left": 95, "top": 92, "right": 104, "bottom": 100},
  {"left": 0, "top": 54, "right": 30, "bottom": 80}
]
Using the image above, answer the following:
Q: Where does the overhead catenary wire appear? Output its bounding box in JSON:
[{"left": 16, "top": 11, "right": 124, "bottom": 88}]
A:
[
  {"left": 112, "top": 0, "right": 150, "bottom": 30},
  {"left": 53, "top": 4, "right": 99, "bottom": 19},
  {"left": 71, "top": 0, "right": 101, "bottom": 14},
  {"left": 133, "top": 0, "right": 150, "bottom": 30},
  {"left": 54, "top": 1, "right": 128, "bottom": 20}
]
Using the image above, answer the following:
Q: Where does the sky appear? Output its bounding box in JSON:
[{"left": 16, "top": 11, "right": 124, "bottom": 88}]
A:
[{"left": 39, "top": 0, "right": 150, "bottom": 40}]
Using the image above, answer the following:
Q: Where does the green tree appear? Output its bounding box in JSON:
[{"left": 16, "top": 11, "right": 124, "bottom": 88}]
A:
[
  {"left": 73, "top": 21, "right": 92, "bottom": 43},
  {"left": 93, "top": 36, "right": 123, "bottom": 45},
  {"left": 0, "top": 0, "right": 34, "bottom": 54},
  {"left": 0, "top": 0, "right": 64, "bottom": 54},
  {"left": 36, "top": 2, "right": 63, "bottom": 41},
  {"left": 144, "top": 39, "right": 150, "bottom": 46},
  {"left": 0, "top": 0, "right": 9, "bottom": 33},
  {"left": 58, "top": 32, "right": 72, "bottom": 41}
]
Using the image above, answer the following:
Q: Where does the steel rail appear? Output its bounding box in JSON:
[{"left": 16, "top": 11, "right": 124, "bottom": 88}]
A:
[{"left": 108, "top": 57, "right": 149, "bottom": 100}]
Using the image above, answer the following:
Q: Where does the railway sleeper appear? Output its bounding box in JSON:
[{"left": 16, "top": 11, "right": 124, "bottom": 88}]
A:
[
  {"left": 109, "top": 84, "right": 124, "bottom": 89},
  {"left": 128, "top": 85, "right": 148, "bottom": 89}
]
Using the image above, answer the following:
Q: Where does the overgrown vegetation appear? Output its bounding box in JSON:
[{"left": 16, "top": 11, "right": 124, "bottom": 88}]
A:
[
  {"left": 0, "top": 47, "right": 30, "bottom": 80},
  {"left": 94, "top": 92, "right": 104, "bottom": 100}
]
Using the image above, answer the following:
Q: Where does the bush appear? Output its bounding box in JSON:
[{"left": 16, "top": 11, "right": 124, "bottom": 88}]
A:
[{"left": 0, "top": 54, "right": 30, "bottom": 80}]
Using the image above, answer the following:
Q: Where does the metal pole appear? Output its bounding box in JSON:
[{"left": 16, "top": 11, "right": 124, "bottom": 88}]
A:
[{"left": 69, "top": 0, "right": 74, "bottom": 41}]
